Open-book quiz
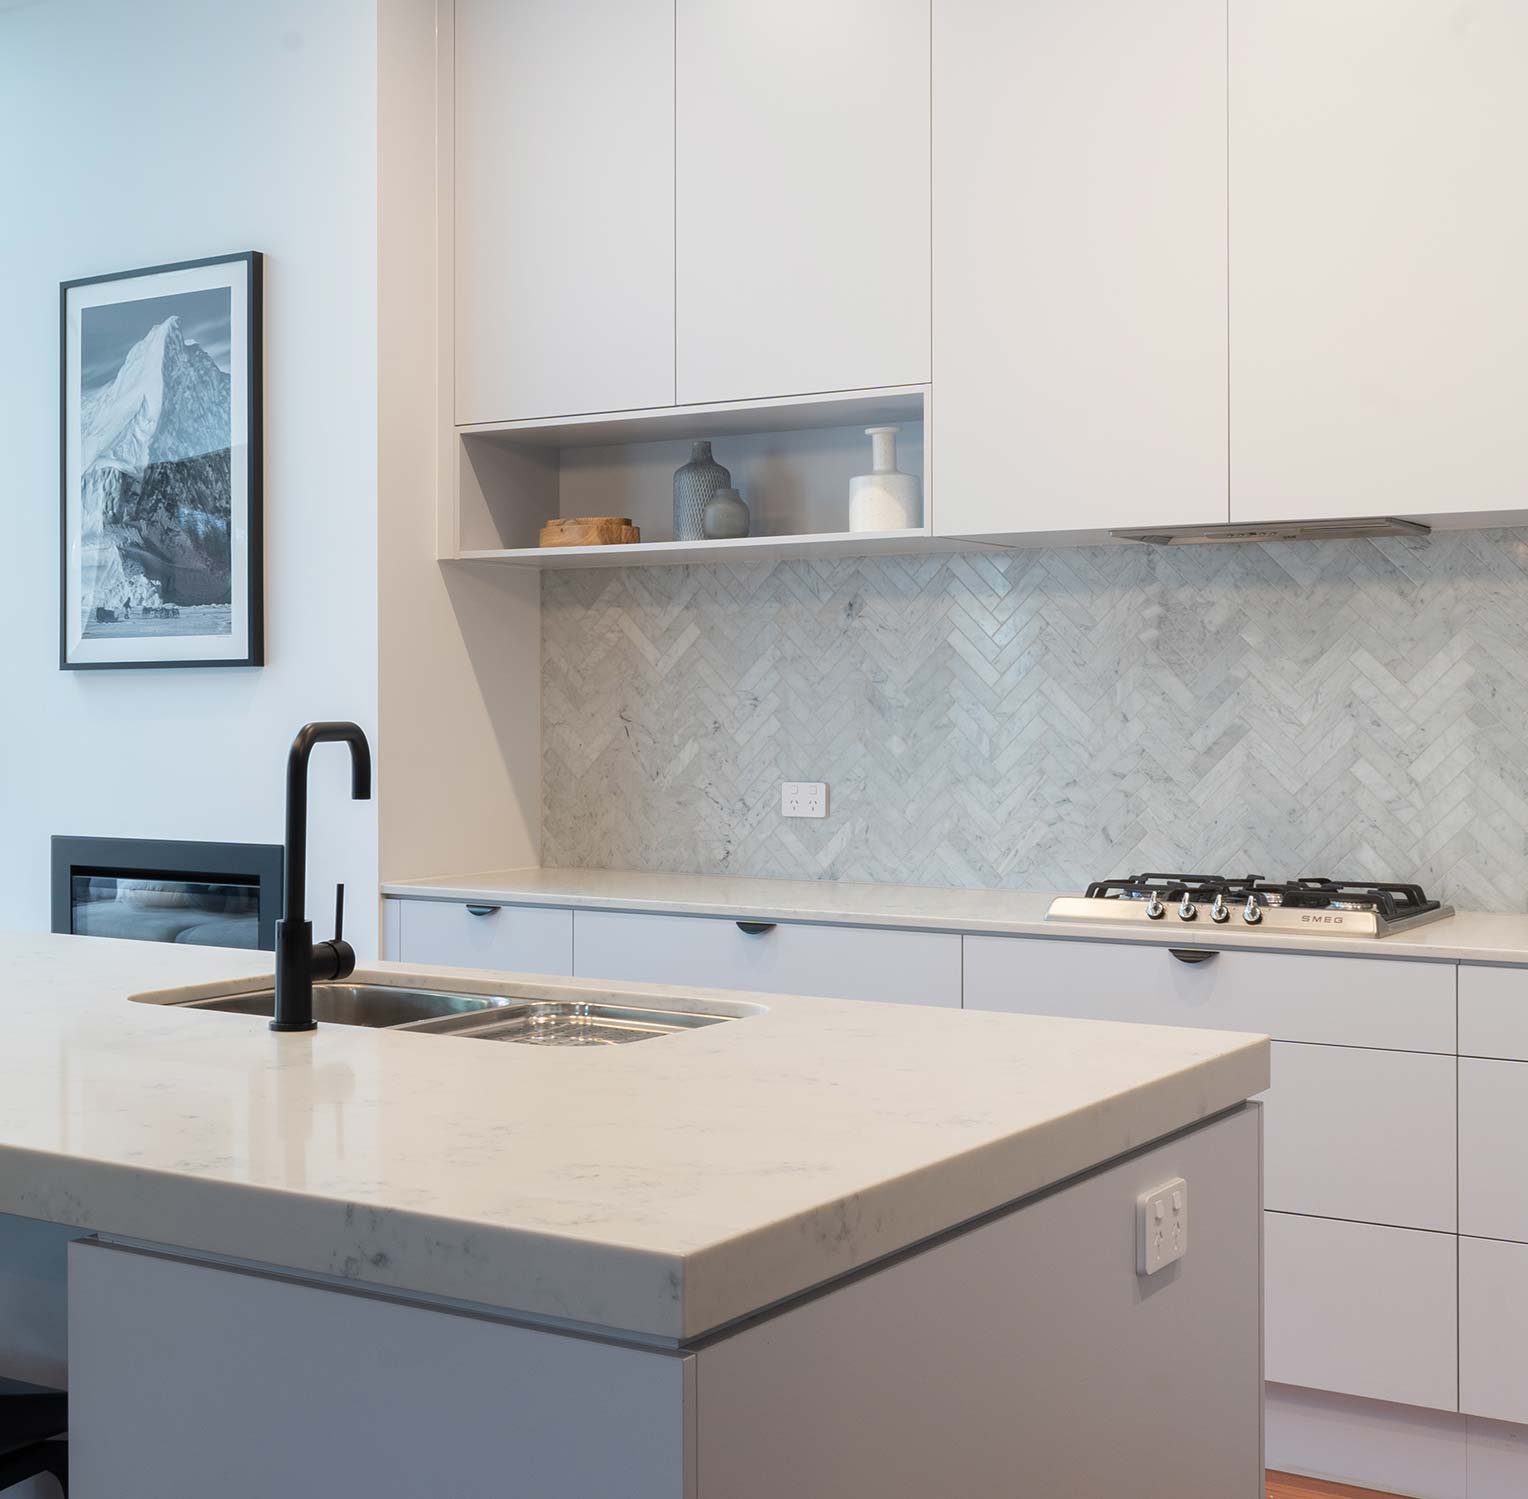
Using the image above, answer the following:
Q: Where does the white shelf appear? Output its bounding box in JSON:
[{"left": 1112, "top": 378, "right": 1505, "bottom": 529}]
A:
[
  {"left": 455, "top": 386, "right": 927, "bottom": 447},
  {"left": 444, "top": 385, "right": 948, "bottom": 565},
  {"left": 455, "top": 528, "right": 1001, "bottom": 570}
]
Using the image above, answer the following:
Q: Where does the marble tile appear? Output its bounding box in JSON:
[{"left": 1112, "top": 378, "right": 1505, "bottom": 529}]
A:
[{"left": 542, "top": 530, "right": 1528, "bottom": 910}]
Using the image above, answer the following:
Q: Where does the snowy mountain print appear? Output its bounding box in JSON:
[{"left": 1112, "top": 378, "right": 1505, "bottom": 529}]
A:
[{"left": 78, "top": 290, "right": 234, "bottom": 639}]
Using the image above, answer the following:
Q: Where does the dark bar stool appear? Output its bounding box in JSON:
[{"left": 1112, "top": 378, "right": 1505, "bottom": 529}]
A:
[{"left": 0, "top": 1377, "right": 67, "bottom": 1495}]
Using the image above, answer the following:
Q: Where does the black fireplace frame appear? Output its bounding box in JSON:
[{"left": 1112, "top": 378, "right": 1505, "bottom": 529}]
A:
[{"left": 50, "top": 836, "right": 284, "bottom": 951}]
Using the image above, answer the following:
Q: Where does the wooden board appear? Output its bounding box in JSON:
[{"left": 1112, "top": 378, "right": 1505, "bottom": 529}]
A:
[{"left": 538, "top": 517, "right": 639, "bottom": 548}]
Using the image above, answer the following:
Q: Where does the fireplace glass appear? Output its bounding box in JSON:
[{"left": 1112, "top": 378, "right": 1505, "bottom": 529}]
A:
[{"left": 52, "top": 837, "right": 282, "bottom": 951}]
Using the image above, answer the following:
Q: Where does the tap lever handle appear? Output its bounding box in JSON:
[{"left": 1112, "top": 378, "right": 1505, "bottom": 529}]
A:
[{"left": 334, "top": 882, "right": 345, "bottom": 943}]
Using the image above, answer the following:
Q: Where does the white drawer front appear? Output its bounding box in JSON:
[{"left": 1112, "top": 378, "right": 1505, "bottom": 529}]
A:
[
  {"left": 1265, "top": 1213, "right": 1457, "bottom": 1412},
  {"left": 1459, "top": 1057, "right": 1528, "bottom": 1242},
  {"left": 573, "top": 911, "right": 961, "bottom": 1007},
  {"left": 963, "top": 936, "right": 1454, "bottom": 1051},
  {"left": 1460, "top": 965, "right": 1528, "bottom": 1060},
  {"left": 1461, "top": 1236, "right": 1528, "bottom": 1424},
  {"left": 392, "top": 899, "right": 573, "bottom": 976},
  {"left": 1265, "top": 1044, "right": 1455, "bottom": 1232}
]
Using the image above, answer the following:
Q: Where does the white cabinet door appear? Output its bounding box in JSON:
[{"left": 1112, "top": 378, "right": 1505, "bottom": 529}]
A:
[
  {"left": 962, "top": 935, "right": 1455, "bottom": 1051},
  {"left": 1265, "top": 1212, "right": 1458, "bottom": 1412},
  {"left": 69, "top": 1241, "right": 691, "bottom": 1499},
  {"left": 1459, "top": 1057, "right": 1528, "bottom": 1242},
  {"left": 1461, "top": 1236, "right": 1528, "bottom": 1424},
  {"left": 574, "top": 910, "right": 960, "bottom": 1007},
  {"left": 1230, "top": 0, "right": 1528, "bottom": 521},
  {"left": 454, "top": 0, "right": 675, "bottom": 424},
  {"left": 391, "top": 898, "right": 573, "bottom": 977},
  {"left": 932, "top": 0, "right": 1227, "bottom": 537},
  {"left": 675, "top": 0, "right": 930, "bottom": 405},
  {"left": 1264, "top": 1043, "right": 1455, "bottom": 1231},
  {"left": 1459, "top": 965, "right": 1528, "bottom": 1061},
  {"left": 697, "top": 1109, "right": 1261, "bottom": 1499}
]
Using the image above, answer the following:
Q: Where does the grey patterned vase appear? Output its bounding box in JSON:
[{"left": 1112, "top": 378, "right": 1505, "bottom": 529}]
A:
[{"left": 673, "top": 440, "right": 731, "bottom": 542}]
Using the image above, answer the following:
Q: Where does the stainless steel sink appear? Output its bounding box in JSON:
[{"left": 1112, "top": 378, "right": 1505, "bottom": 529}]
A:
[
  {"left": 185, "top": 984, "right": 512, "bottom": 1028},
  {"left": 172, "top": 984, "right": 752, "bottom": 1044},
  {"left": 404, "top": 1000, "right": 732, "bottom": 1046}
]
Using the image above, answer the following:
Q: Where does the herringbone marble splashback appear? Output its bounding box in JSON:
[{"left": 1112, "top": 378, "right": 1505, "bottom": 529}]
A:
[{"left": 541, "top": 530, "right": 1528, "bottom": 911}]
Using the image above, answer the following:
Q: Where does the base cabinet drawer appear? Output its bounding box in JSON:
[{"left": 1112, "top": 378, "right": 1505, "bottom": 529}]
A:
[
  {"left": 573, "top": 910, "right": 961, "bottom": 1007},
  {"left": 963, "top": 935, "right": 1453, "bottom": 1051},
  {"left": 1460, "top": 965, "right": 1528, "bottom": 1060},
  {"left": 1265, "top": 1213, "right": 1457, "bottom": 1412},
  {"left": 1461, "top": 1236, "right": 1528, "bottom": 1423},
  {"left": 1264, "top": 1044, "right": 1455, "bottom": 1231},
  {"left": 389, "top": 898, "right": 573, "bottom": 976},
  {"left": 1459, "top": 1056, "right": 1528, "bottom": 1241}
]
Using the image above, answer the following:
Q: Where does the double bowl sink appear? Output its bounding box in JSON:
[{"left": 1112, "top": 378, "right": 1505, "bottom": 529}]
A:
[{"left": 174, "top": 983, "right": 753, "bottom": 1047}]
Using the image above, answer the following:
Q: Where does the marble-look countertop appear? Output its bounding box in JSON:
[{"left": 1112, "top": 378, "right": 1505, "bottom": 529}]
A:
[
  {"left": 384, "top": 866, "right": 1528, "bottom": 965},
  {"left": 0, "top": 933, "right": 1265, "bottom": 1342}
]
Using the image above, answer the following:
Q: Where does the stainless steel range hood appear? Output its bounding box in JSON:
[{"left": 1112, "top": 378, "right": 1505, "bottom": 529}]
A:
[{"left": 1111, "top": 517, "right": 1430, "bottom": 545}]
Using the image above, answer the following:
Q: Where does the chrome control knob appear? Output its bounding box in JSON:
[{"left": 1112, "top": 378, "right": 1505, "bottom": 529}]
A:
[
  {"left": 1177, "top": 892, "right": 1198, "bottom": 922},
  {"left": 1145, "top": 895, "right": 1166, "bottom": 920},
  {"left": 1210, "top": 893, "right": 1230, "bottom": 924},
  {"left": 1242, "top": 895, "right": 1262, "bottom": 925}
]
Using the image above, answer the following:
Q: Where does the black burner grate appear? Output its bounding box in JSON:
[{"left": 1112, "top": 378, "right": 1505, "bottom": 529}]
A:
[{"left": 1081, "top": 873, "right": 1441, "bottom": 921}]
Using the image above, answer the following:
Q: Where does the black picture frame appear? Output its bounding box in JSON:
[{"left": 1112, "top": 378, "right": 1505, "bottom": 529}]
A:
[
  {"left": 59, "top": 251, "right": 264, "bottom": 670},
  {"left": 51, "top": 836, "right": 284, "bottom": 952}
]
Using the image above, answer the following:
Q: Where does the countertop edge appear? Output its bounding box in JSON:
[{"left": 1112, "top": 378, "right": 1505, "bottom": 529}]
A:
[{"left": 0, "top": 1143, "right": 692, "bottom": 1341}]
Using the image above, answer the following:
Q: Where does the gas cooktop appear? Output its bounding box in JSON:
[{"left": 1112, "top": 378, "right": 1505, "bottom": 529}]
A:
[{"left": 1047, "top": 873, "right": 1454, "bottom": 938}]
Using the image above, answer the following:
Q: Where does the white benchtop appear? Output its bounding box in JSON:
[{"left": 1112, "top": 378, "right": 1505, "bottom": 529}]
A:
[
  {"left": 383, "top": 866, "right": 1528, "bottom": 965},
  {"left": 0, "top": 932, "right": 1266, "bottom": 1342}
]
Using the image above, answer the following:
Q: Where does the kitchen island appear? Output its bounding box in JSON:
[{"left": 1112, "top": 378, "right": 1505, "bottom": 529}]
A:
[{"left": 0, "top": 933, "right": 1269, "bottom": 1497}]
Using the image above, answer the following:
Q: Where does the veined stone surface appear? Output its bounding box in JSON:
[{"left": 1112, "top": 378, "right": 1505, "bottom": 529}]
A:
[
  {"left": 541, "top": 530, "right": 1528, "bottom": 911},
  {"left": 0, "top": 934, "right": 1265, "bottom": 1339}
]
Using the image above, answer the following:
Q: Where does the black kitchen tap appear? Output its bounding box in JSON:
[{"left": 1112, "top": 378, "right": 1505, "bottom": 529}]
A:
[{"left": 271, "top": 722, "right": 373, "bottom": 1032}]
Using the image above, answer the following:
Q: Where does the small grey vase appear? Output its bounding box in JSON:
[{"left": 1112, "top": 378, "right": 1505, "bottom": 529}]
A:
[
  {"left": 702, "top": 486, "right": 750, "bottom": 539},
  {"left": 673, "top": 440, "right": 731, "bottom": 542}
]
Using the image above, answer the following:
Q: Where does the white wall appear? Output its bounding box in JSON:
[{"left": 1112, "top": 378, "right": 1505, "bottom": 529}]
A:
[{"left": 0, "top": 0, "right": 381, "bottom": 953}]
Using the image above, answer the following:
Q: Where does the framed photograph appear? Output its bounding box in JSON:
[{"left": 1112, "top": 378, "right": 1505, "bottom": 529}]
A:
[{"left": 60, "top": 252, "right": 262, "bottom": 669}]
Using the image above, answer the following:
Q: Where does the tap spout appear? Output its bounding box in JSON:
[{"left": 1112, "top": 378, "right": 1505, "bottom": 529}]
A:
[{"left": 272, "top": 721, "right": 373, "bottom": 1032}]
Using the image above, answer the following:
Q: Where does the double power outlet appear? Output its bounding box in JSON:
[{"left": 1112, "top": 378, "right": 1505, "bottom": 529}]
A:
[
  {"left": 781, "top": 781, "right": 828, "bottom": 819},
  {"left": 1136, "top": 1177, "right": 1188, "bottom": 1275}
]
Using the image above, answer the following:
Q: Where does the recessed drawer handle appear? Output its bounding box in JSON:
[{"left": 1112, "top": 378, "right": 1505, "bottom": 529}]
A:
[
  {"left": 1169, "top": 947, "right": 1217, "bottom": 965},
  {"left": 465, "top": 905, "right": 499, "bottom": 918},
  {"left": 736, "top": 922, "right": 776, "bottom": 936}
]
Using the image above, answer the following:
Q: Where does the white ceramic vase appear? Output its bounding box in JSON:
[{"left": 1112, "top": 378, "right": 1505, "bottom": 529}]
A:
[{"left": 848, "top": 425, "right": 922, "bottom": 533}]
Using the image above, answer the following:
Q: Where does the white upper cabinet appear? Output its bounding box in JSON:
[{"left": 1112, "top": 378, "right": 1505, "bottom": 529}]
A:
[
  {"left": 1230, "top": 0, "right": 1528, "bottom": 522},
  {"left": 931, "top": 0, "right": 1229, "bottom": 538},
  {"left": 675, "top": 0, "right": 932, "bottom": 406},
  {"left": 453, "top": 0, "right": 675, "bottom": 425}
]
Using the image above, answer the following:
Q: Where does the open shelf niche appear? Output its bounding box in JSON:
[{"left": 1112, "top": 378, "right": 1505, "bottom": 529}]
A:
[{"left": 441, "top": 385, "right": 976, "bottom": 569}]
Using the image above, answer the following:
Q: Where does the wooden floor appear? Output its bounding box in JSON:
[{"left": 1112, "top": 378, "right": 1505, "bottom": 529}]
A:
[{"left": 1267, "top": 1472, "right": 1406, "bottom": 1499}]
